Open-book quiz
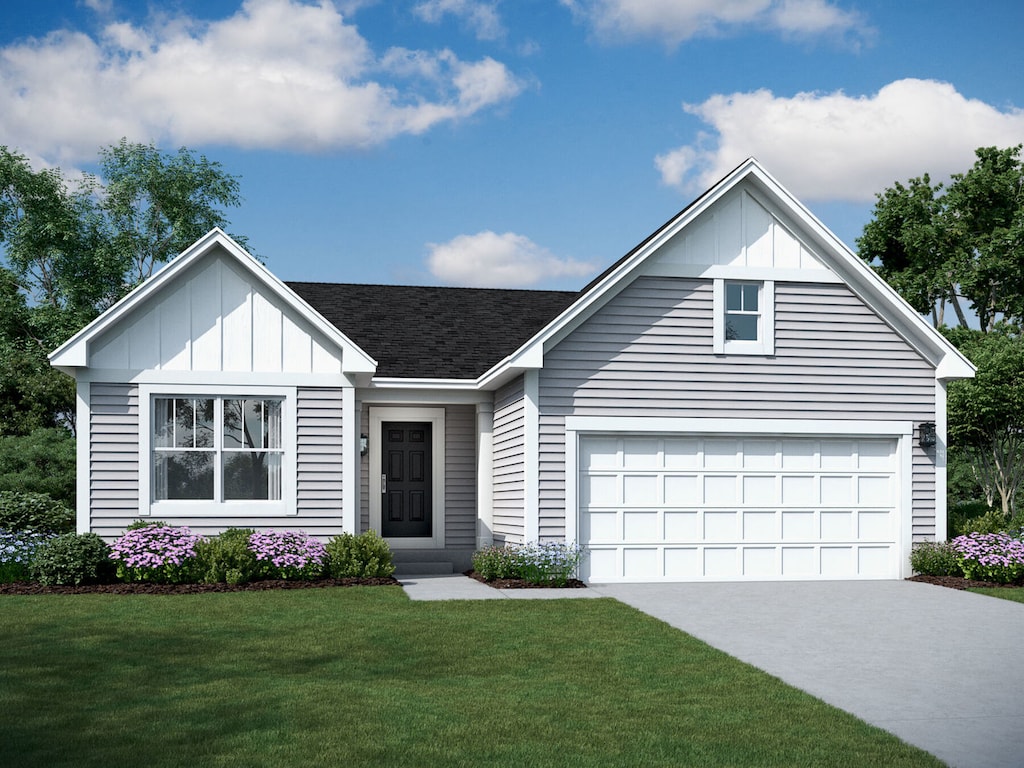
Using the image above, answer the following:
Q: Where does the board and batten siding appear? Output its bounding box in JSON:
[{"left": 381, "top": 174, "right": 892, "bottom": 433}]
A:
[
  {"left": 492, "top": 376, "right": 526, "bottom": 545},
  {"left": 89, "top": 383, "right": 140, "bottom": 538},
  {"left": 538, "top": 276, "right": 938, "bottom": 540}
]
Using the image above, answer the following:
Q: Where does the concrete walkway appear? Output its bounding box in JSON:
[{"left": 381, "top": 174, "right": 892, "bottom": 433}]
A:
[{"left": 589, "top": 580, "right": 1024, "bottom": 768}]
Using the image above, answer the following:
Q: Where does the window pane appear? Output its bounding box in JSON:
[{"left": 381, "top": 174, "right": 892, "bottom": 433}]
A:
[
  {"left": 154, "top": 398, "right": 174, "bottom": 448},
  {"left": 153, "top": 451, "right": 214, "bottom": 500},
  {"left": 726, "top": 313, "right": 758, "bottom": 341},
  {"left": 725, "top": 283, "right": 743, "bottom": 311},
  {"left": 224, "top": 451, "right": 281, "bottom": 500},
  {"left": 742, "top": 284, "right": 759, "bottom": 311},
  {"left": 265, "top": 400, "right": 282, "bottom": 449},
  {"left": 224, "top": 399, "right": 283, "bottom": 449}
]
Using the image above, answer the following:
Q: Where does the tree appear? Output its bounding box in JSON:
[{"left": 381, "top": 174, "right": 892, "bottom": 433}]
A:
[
  {"left": 0, "top": 140, "right": 248, "bottom": 436},
  {"left": 858, "top": 145, "right": 1024, "bottom": 331},
  {"left": 945, "top": 326, "right": 1024, "bottom": 518}
]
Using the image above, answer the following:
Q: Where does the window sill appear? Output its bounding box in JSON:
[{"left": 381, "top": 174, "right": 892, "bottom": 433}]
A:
[{"left": 146, "top": 501, "right": 295, "bottom": 517}]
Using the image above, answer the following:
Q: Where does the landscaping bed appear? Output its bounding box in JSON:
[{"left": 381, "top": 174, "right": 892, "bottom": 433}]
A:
[
  {"left": 907, "top": 573, "right": 1021, "bottom": 590},
  {"left": 465, "top": 569, "right": 586, "bottom": 589},
  {"left": 0, "top": 575, "right": 399, "bottom": 595}
]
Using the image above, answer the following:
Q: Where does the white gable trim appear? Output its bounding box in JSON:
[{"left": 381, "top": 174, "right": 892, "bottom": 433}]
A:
[
  {"left": 49, "top": 228, "right": 377, "bottom": 375},
  {"left": 478, "top": 158, "right": 974, "bottom": 388}
]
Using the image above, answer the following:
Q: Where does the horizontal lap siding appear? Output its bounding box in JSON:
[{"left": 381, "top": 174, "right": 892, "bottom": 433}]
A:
[
  {"left": 445, "top": 405, "right": 477, "bottom": 549},
  {"left": 90, "top": 383, "right": 140, "bottom": 538},
  {"left": 294, "top": 388, "right": 345, "bottom": 536},
  {"left": 539, "top": 277, "right": 937, "bottom": 540},
  {"left": 492, "top": 376, "right": 525, "bottom": 545}
]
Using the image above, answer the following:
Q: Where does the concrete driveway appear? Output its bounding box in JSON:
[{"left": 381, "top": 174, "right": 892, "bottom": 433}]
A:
[{"left": 588, "top": 580, "right": 1024, "bottom": 768}]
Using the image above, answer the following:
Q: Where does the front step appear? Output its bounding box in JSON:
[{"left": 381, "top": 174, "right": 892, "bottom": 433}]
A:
[{"left": 394, "top": 561, "right": 455, "bottom": 576}]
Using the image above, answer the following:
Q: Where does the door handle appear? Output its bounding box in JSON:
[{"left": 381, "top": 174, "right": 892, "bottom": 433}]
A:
[{"left": 381, "top": 474, "right": 387, "bottom": 494}]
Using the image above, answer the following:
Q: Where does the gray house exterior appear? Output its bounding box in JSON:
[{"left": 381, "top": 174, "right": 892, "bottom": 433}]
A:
[{"left": 50, "top": 159, "right": 974, "bottom": 582}]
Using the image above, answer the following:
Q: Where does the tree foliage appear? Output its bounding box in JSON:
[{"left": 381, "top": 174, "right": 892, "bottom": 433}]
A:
[
  {"left": 0, "top": 140, "right": 247, "bottom": 437},
  {"left": 858, "top": 145, "right": 1024, "bottom": 331}
]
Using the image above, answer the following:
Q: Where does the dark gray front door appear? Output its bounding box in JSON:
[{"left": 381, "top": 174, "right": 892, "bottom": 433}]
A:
[{"left": 382, "top": 422, "right": 432, "bottom": 538}]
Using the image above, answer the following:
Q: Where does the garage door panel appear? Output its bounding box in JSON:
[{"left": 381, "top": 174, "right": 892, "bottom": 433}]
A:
[{"left": 579, "top": 435, "right": 900, "bottom": 582}]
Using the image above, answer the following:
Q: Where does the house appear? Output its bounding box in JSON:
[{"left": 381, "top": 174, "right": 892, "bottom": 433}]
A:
[{"left": 49, "top": 159, "right": 974, "bottom": 582}]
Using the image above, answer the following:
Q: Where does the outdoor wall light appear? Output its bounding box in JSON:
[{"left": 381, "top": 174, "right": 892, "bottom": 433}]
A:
[
  {"left": 918, "top": 422, "right": 936, "bottom": 448},
  {"left": 360, "top": 434, "right": 369, "bottom": 456}
]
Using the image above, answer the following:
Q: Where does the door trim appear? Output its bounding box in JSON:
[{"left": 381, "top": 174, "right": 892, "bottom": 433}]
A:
[{"left": 369, "top": 407, "right": 445, "bottom": 549}]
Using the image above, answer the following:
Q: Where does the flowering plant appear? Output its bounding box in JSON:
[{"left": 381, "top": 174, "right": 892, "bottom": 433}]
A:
[
  {"left": 248, "top": 530, "right": 326, "bottom": 579},
  {"left": 0, "top": 529, "right": 55, "bottom": 582},
  {"left": 109, "top": 524, "right": 203, "bottom": 583},
  {"left": 950, "top": 531, "right": 1024, "bottom": 584},
  {"left": 473, "top": 541, "right": 586, "bottom": 586}
]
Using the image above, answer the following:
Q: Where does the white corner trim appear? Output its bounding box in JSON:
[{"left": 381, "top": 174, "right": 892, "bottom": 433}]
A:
[
  {"left": 899, "top": 431, "right": 914, "bottom": 579},
  {"left": 368, "top": 406, "right": 446, "bottom": 549},
  {"left": 564, "top": 427, "right": 579, "bottom": 546},
  {"left": 139, "top": 384, "right": 297, "bottom": 517},
  {"left": 476, "top": 402, "right": 495, "bottom": 549},
  {"left": 523, "top": 370, "right": 540, "bottom": 543},
  {"left": 76, "top": 380, "right": 91, "bottom": 534},
  {"left": 934, "top": 380, "right": 949, "bottom": 543}
]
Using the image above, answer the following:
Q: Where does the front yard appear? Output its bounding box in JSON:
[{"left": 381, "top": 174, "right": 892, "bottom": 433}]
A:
[{"left": 1, "top": 588, "right": 942, "bottom": 767}]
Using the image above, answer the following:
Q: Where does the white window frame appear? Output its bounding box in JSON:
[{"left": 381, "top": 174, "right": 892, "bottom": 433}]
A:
[
  {"left": 713, "top": 278, "right": 774, "bottom": 355},
  {"left": 139, "top": 384, "right": 297, "bottom": 517}
]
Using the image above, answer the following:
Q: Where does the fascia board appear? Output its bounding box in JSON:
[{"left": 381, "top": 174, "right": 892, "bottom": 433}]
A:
[
  {"left": 49, "top": 228, "right": 378, "bottom": 375},
  {"left": 742, "top": 167, "right": 975, "bottom": 381}
]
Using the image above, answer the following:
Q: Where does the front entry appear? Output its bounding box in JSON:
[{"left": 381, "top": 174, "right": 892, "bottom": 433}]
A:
[{"left": 381, "top": 422, "right": 433, "bottom": 538}]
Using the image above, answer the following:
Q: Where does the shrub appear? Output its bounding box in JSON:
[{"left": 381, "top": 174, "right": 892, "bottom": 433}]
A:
[
  {"left": 950, "top": 532, "right": 1024, "bottom": 584},
  {"left": 0, "top": 427, "right": 76, "bottom": 507},
  {"left": 31, "top": 532, "right": 112, "bottom": 586},
  {"left": 0, "top": 491, "right": 74, "bottom": 534},
  {"left": 909, "top": 541, "right": 963, "bottom": 577},
  {"left": 248, "top": 530, "right": 326, "bottom": 579},
  {"left": 0, "top": 529, "right": 55, "bottom": 582},
  {"left": 956, "top": 508, "right": 1014, "bottom": 536},
  {"left": 109, "top": 525, "right": 203, "bottom": 583},
  {"left": 325, "top": 531, "right": 395, "bottom": 578},
  {"left": 193, "top": 528, "right": 259, "bottom": 584},
  {"left": 948, "top": 500, "right": 996, "bottom": 539},
  {"left": 472, "top": 541, "right": 586, "bottom": 586}
]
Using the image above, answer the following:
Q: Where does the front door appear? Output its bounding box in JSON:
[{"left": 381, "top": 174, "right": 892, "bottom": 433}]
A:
[{"left": 381, "top": 422, "right": 432, "bottom": 538}]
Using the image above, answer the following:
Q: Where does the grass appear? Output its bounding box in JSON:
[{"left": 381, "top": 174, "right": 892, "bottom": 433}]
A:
[
  {"left": 968, "top": 586, "right": 1024, "bottom": 603},
  {"left": 0, "top": 588, "right": 943, "bottom": 768}
]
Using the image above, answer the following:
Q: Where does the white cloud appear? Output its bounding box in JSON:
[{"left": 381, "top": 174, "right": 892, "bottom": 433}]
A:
[
  {"left": 0, "top": 0, "right": 523, "bottom": 166},
  {"left": 656, "top": 79, "right": 1024, "bottom": 203},
  {"left": 414, "top": 0, "right": 505, "bottom": 41},
  {"left": 562, "top": 0, "right": 870, "bottom": 47},
  {"left": 426, "top": 231, "right": 597, "bottom": 287}
]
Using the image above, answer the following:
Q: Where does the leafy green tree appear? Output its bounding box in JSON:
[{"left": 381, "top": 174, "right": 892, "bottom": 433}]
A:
[
  {"left": 858, "top": 145, "right": 1024, "bottom": 331},
  {"left": 945, "top": 326, "right": 1024, "bottom": 518}
]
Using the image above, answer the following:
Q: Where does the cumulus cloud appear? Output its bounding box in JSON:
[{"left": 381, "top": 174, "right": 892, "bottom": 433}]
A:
[
  {"left": 562, "top": 0, "right": 870, "bottom": 47},
  {"left": 0, "top": 0, "right": 523, "bottom": 166},
  {"left": 413, "top": 0, "right": 505, "bottom": 41},
  {"left": 656, "top": 78, "right": 1024, "bottom": 203},
  {"left": 426, "top": 231, "right": 597, "bottom": 287}
]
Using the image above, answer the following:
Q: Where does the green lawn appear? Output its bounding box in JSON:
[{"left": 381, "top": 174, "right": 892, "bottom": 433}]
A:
[
  {"left": 968, "top": 586, "right": 1024, "bottom": 603},
  {"left": 0, "top": 588, "right": 942, "bottom": 768}
]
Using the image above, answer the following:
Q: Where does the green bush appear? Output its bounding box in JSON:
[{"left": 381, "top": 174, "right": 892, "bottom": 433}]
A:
[
  {"left": 956, "top": 508, "right": 1016, "bottom": 536},
  {"left": 325, "top": 531, "right": 395, "bottom": 578},
  {"left": 909, "top": 541, "right": 963, "bottom": 577},
  {"left": 472, "top": 541, "right": 586, "bottom": 586},
  {"left": 31, "top": 532, "right": 112, "bottom": 586},
  {"left": 0, "top": 491, "right": 75, "bottom": 534},
  {"left": 193, "top": 528, "right": 259, "bottom": 584},
  {"left": 471, "top": 544, "right": 521, "bottom": 580},
  {"left": 947, "top": 500, "right": 994, "bottom": 539},
  {"left": 0, "top": 427, "right": 76, "bottom": 507}
]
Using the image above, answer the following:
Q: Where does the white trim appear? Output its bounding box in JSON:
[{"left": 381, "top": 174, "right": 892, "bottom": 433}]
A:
[
  {"left": 139, "top": 384, "right": 297, "bottom": 517},
  {"left": 76, "top": 380, "right": 91, "bottom": 534},
  {"left": 564, "top": 416, "right": 913, "bottom": 436},
  {"left": 476, "top": 402, "right": 495, "bottom": 549},
  {"left": 342, "top": 387, "right": 357, "bottom": 535},
  {"left": 899, "top": 430, "right": 914, "bottom": 579},
  {"left": 368, "top": 406, "right": 446, "bottom": 549},
  {"left": 564, "top": 426, "right": 579, "bottom": 546},
  {"left": 713, "top": 278, "right": 774, "bottom": 356},
  {"left": 934, "top": 380, "right": 949, "bottom": 543},
  {"left": 642, "top": 263, "right": 844, "bottom": 283},
  {"left": 523, "top": 370, "right": 540, "bottom": 542},
  {"left": 369, "top": 377, "right": 483, "bottom": 390},
  {"left": 75, "top": 369, "right": 357, "bottom": 388},
  {"left": 359, "top": 387, "right": 491, "bottom": 405}
]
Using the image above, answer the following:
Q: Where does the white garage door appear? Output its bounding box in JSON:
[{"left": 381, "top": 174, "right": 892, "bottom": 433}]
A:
[{"left": 579, "top": 435, "right": 900, "bottom": 582}]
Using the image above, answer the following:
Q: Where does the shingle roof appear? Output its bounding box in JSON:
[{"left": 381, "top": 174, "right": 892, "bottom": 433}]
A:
[{"left": 287, "top": 282, "right": 580, "bottom": 379}]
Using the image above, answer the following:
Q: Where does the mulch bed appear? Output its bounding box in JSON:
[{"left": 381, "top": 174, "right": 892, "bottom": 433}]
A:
[
  {"left": 464, "top": 570, "right": 586, "bottom": 589},
  {"left": 0, "top": 576, "right": 400, "bottom": 595},
  {"left": 906, "top": 574, "right": 1021, "bottom": 590}
]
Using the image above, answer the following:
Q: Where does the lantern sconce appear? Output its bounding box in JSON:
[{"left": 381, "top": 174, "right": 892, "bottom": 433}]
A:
[
  {"left": 360, "top": 433, "right": 369, "bottom": 457},
  {"left": 918, "top": 422, "right": 936, "bottom": 448}
]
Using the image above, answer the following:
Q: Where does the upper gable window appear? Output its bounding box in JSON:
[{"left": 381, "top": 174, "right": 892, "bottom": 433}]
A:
[{"left": 714, "top": 279, "right": 775, "bottom": 356}]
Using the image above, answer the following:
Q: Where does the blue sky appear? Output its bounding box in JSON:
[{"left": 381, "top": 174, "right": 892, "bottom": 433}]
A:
[{"left": 3, "top": 0, "right": 1023, "bottom": 290}]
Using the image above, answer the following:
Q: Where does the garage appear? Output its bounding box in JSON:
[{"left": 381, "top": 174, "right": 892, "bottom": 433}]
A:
[{"left": 578, "top": 433, "right": 903, "bottom": 582}]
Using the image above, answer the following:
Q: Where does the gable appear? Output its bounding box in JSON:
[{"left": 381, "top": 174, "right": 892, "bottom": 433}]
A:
[{"left": 87, "top": 248, "right": 343, "bottom": 374}]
